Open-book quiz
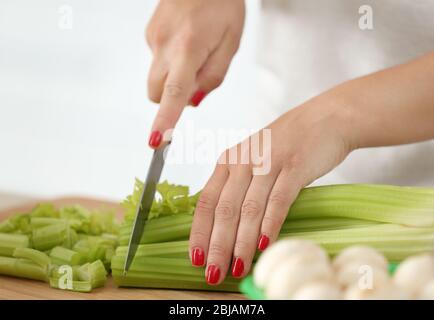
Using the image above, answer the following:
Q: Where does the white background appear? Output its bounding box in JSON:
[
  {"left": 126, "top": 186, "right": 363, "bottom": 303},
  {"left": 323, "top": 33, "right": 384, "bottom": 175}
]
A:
[{"left": 0, "top": 0, "right": 269, "bottom": 201}]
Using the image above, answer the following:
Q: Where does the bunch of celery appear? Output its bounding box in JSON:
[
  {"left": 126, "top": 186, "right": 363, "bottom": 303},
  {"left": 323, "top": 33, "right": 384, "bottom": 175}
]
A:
[
  {"left": 0, "top": 204, "right": 119, "bottom": 292},
  {"left": 1, "top": 180, "right": 433, "bottom": 293},
  {"left": 112, "top": 181, "right": 434, "bottom": 291}
]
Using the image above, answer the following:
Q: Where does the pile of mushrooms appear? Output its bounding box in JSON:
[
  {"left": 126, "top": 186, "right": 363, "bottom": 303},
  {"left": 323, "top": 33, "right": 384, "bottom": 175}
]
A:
[{"left": 253, "top": 239, "right": 434, "bottom": 300}]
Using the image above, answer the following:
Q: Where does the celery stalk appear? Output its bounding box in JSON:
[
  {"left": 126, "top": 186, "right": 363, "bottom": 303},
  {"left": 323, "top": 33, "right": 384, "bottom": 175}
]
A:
[
  {"left": 0, "top": 256, "right": 47, "bottom": 281},
  {"left": 115, "top": 241, "right": 189, "bottom": 258},
  {"left": 13, "top": 247, "right": 51, "bottom": 270},
  {"left": 0, "top": 233, "right": 29, "bottom": 256},
  {"left": 290, "top": 184, "right": 434, "bottom": 227},
  {"left": 112, "top": 269, "right": 240, "bottom": 292},
  {"left": 119, "top": 222, "right": 191, "bottom": 245},
  {"left": 280, "top": 217, "right": 378, "bottom": 233}
]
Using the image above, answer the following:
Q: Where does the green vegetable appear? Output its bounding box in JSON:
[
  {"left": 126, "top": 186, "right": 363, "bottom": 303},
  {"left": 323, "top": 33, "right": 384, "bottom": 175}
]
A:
[
  {"left": 0, "top": 256, "right": 47, "bottom": 281},
  {"left": 0, "top": 203, "right": 118, "bottom": 292},
  {"left": 49, "top": 246, "right": 85, "bottom": 266},
  {"left": 1, "top": 180, "right": 434, "bottom": 294},
  {"left": 289, "top": 184, "right": 434, "bottom": 227},
  {"left": 0, "top": 233, "right": 29, "bottom": 256},
  {"left": 13, "top": 248, "right": 51, "bottom": 270},
  {"left": 32, "top": 223, "right": 68, "bottom": 251},
  {"left": 77, "top": 260, "right": 107, "bottom": 288},
  {"left": 112, "top": 181, "right": 434, "bottom": 291},
  {"left": 49, "top": 278, "right": 92, "bottom": 293}
]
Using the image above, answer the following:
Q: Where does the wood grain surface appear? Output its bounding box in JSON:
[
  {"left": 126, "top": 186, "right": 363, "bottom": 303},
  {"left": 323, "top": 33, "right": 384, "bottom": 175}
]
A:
[{"left": 0, "top": 197, "right": 244, "bottom": 300}]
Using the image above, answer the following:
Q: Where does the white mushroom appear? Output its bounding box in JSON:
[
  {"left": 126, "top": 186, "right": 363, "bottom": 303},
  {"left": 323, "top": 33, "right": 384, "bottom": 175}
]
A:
[
  {"left": 393, "top": 253, "right": 434, "bottom": 298},
  {"left": 419, "top": 279, "right": 434, "bottom": 300},
  {"left": 292, "top": 281, "right": 342, "bottom": 300},
  {"left": 265, "top": 254, "right": 333, "bottom": 299},
  {"left": 333, "top": 246, "right": 388, "bottom": 272},
  {"left": 336, "top": 261, "right": 390, "bottom": 289},
  {"left": 254, "top": 239, "right": 328, "bottom": 289}
]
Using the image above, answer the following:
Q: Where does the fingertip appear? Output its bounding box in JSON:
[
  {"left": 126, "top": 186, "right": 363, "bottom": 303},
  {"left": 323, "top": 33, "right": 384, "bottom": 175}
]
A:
[
  {"left": 148, "top": 130, "right": 163, "bottom": 149},
  {"left": 257, "top": 234, "right": 270, "bottom": 252},
  {"left": 206, "top": 264, "right": 221, "bottom": 285},
  {"left": 191, "top": 247, "right": 205, "bottom": 267},
  {"left": 190, "top": 90, "right": 207, "bottom": 107},
  {"left": 231, "top": 257, "right": 244, "bottom": 278}
]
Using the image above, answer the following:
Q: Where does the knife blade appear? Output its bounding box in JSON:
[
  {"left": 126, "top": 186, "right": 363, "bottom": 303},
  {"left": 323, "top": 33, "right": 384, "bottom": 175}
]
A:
[{"left": 123, "top": 142, "right": 171, "bottom": 275}]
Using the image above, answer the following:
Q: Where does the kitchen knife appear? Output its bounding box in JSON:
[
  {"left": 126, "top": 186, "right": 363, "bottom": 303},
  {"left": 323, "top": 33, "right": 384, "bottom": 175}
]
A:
[{"left": 123, "top": 141, "right": 171, "bottom": 275}]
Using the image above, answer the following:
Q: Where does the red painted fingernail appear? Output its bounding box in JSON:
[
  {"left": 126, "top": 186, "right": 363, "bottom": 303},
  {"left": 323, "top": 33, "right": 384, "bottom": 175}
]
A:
[
  {"left": 191, "top": 90, "right": 207, "bottom": 107},
  {"left": 148, "top": 130, "right": 162, "bottom": 148},
  {"left": 206, "top": 264, "right": 220, "bottom": 285},
  {"left": 258, "top": 234, "right": 269, "bottom": 251},
  {"left": 231, "top": 257, "right": 244, "bottom": 278},
  {"left": 192, "top": 247, "right": 205, "bottom": 267}
]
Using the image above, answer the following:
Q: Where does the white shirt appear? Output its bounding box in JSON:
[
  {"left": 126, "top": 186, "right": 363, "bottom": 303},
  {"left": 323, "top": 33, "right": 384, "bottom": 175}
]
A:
[{"left": 256, "top": 0, "right": 434, "bottom": 186}]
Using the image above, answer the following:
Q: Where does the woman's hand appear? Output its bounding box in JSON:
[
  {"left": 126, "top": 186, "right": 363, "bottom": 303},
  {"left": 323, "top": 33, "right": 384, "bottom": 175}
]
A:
[
  {"left": 188, "top": 50, "right": 434, "bottom": 285},
  {"left": 146, "top": 0, "right": 245, "bottom": 148},
  {"left": 189, "top": 95, "right": 354, "bottom": 284}
]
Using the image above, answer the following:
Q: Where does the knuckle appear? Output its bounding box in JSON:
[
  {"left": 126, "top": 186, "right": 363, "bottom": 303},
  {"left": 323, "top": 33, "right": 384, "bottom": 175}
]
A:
[
  {"left": 214, "top": 200, "right": 235, "bottom": 221},
  {"left": 241, "top": 199, "right": 262, "bottom": 219},
  {"left": 234, "top": 240, "right": 251, "bottom": 253},
  {"left": 195, "top": 193, "right": 215, "bottom": 218},
  {"left": 147, "top": 82, "right": 161, "bottom": 103},
  {"left": 204, "top": 72, "right": 225, "bottom": 89},
  {"left": 208, "top": 242, "right": 228, "bottom": 258},
  {"left": 262, "top": 214, "right": 285, "bottom": 232},
  {"left": 146, "top": 26, "right": 168, "bottom": 48},
  {"left": 176, "top": 28, "right": 197, "bottom": 53},
  {"left": 268, "top": 189, "right": 288, "bottom": 207},
  {"left": 164, "top": 82, "right": 185, "bottom": 98},
  {"left": 286, "top": 154, "right": 304, "bottom": 171},
  {"left": 189, "top": 230, "right": 208, "bottom": 243}
]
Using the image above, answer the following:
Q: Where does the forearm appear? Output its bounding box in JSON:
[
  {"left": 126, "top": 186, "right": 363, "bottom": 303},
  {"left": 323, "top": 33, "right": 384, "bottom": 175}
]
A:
[{"left": 328, "top": 51, "right": 434, "bottom": 150}]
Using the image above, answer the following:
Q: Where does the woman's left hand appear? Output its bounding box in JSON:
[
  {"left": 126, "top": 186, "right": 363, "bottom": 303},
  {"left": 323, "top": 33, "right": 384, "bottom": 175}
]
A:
[{"left": 188, "top": 94, "right": 354, "bottom": 285}]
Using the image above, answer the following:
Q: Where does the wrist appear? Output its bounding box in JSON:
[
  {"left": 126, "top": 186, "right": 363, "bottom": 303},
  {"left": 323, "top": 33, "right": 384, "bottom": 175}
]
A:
[{"left": 295, "top": 88, "right": 361, "bottom": 155}]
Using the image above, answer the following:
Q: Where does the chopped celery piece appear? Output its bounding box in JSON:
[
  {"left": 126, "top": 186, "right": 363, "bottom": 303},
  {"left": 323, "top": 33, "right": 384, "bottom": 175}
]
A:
[
  {"left": 62, "top": 227, "right": 78, "bottom": 249},
  {"left": 0, "top": 219, "right": 16, "bottom": 233},
  {"left": 0, "top": 256, "right": 47, "bottom": 281},
  {"left": 87, "top": 246, "right": 106, "bottom": 263},
  {"left": 29, "top": 217, "right": 65, "bottom": 229},
  {"left": 32, "top": 223, "right": 67, "bottom": 251},
  {"left": 49, "top": 278, "right": 92, "bottom": 292},
  {"left": 77, "top": 260, "right": 107, "bottom": 288},
  {"left": 0, "top": 233, "right": 29, "bottom": 256},
  {"left": 49, "top": 246, "right": 85, "bottom": 266},
  {"left": 13, "top": 248, "right": 51, "bottom": 270},
  {"left": 30, "top": 203, "right": 58, "bottom": 218}
]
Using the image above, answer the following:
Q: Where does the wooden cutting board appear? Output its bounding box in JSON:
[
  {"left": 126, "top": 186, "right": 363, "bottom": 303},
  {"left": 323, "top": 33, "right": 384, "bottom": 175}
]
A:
[{"left": 0, "top": 197, "right": 244, "bottom": 300}]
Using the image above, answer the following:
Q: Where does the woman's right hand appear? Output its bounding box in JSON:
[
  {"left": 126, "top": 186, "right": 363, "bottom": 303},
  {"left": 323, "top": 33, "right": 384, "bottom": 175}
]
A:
[{"left": 146, "top": 0, "right": 245, "bottom": 148}]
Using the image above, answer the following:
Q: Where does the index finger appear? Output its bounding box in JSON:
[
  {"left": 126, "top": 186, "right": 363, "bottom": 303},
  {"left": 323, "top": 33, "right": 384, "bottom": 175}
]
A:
[{"left": 148, "top": 55, "right": 202, "bottom": 149}]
